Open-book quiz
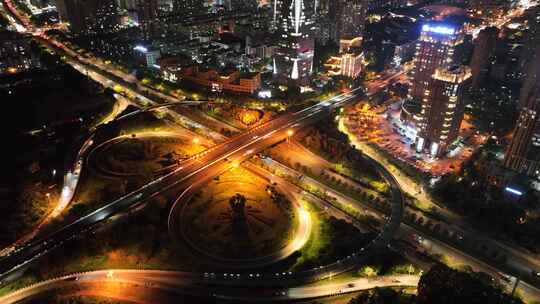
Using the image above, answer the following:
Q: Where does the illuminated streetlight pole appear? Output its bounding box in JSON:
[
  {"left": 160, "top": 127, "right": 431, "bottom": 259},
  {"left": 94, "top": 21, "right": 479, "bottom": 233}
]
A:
[{"left": 287, "top": 130, "right": 294, "bottom": 144}]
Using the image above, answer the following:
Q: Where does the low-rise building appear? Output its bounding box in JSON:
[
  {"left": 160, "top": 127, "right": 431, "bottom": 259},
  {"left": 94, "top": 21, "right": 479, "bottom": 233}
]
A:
[
  {"left": 324, "top": 45, "right": 364, "bottom": 79},
  {"left": 133, "top": 45, "right": 161, "bottom": 67},
  {"left": 181, "top": 66, "right": 261, "bottom": 94},
  {"left": 158, "top": 56, "right": 192, "bottom": 83}
]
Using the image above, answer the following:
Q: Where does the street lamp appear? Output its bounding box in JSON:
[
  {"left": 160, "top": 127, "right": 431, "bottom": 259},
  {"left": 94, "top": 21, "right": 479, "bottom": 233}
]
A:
[{"left": 287, "top": 130, "right": 294, "bottom": 143}]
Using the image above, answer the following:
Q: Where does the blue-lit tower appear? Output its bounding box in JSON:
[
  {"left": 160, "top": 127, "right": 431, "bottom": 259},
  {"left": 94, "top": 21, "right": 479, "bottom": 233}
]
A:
[{"left": 409, "top": 23, "right": 469, "bottom": 156}]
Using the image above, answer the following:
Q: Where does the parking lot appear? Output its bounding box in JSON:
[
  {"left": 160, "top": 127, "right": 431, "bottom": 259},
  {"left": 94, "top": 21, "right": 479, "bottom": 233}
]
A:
[{"left": 344, "top": 101, "right": 487, "bottom": 177}]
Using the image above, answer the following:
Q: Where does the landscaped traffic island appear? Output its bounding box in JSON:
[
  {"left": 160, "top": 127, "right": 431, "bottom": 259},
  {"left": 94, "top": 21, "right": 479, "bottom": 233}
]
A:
[{"left": 180, "top": 167, "right": 297, "bottom": 262}]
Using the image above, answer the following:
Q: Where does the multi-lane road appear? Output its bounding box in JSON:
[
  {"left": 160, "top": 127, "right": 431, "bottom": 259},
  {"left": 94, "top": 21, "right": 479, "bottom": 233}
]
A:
[{"left": 0, "top": 269, "right": 419, "bottom": 303}]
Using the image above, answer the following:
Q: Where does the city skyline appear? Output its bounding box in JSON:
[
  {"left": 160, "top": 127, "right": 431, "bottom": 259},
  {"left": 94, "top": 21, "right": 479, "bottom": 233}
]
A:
[{"left": 1, "top": 0, "right": 540, "bottom": 303}]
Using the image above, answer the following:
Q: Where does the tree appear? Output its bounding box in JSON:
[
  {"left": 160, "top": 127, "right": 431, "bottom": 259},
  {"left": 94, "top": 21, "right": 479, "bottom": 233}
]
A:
[
  {"left": 348, "top": 288, "right": 410, "bottom": 304},
  {"left": 417, "top": 264, "right": 522, "bottom": 304}
]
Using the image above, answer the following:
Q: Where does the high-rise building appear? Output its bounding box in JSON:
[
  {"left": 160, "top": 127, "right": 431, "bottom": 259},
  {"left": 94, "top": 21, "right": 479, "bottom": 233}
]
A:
[
  {"left": 55, "top": 0, "right": 85, "bottom": 32},
  {"left": 470, "top": 26, "right": 499, "bottom": 89},
  {"left": 56, "top": 0, "right": 120, "bottom": 34},
  {"left": 410, "top": 22, "right": 469, "bottom": 156},
  {"left": 273, "top": 0, "right": 315, "bottom": 86},
  {"left": 118, "top": 0, "right": 139, "bottom": 10},
  {"left": 88, "top": 0, "right": 120, "bottom": 34},
  {"left": 227, "top": 0, "right": 258, "bottom": 10},
  {"left": 173, "top": 0, "right": 205, "bottom": 15},
  {"left": 270, "top": 0, "right": 284, "bottom": 30},
  {"left": 409, "top": 23, "right": 465, "bottom": 102},
  {"left": 504, "top": 10, "right": 540, "bottom": 179},
  {"left": 314, "top": 0, "right": 366, "bottom": 44},
  {"left": 416, "top": 66, "right": 472, "bottom": 156},
  {"left": 338, "top": 0, "right": 367, "bottom": 40},
  {"left": 137, "top": 0, "right": 159, "bottom": 40},
  {"left": 368, "top": 0, "right": 409, "bottom": 11},
  {"left": 312, "top": 16, "right": 336, "bottom": 45}
]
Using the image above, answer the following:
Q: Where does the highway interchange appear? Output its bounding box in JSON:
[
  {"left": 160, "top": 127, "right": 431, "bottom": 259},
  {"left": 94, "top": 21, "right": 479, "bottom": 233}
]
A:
[
  {"left": 2, "top": 1, "right": 540, "bottom": 302},
  {"left": 0, "top": 7, "right": 411, "bottom": 293}
]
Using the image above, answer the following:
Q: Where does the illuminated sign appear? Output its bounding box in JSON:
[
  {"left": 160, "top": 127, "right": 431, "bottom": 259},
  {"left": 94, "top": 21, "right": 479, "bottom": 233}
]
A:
[
  {"left": 133, "top": 45, "right": 148, "bottom": 53},
  {"left": 422, "top": 24, "right": 455, "bottom": 35},
  {"left": 505, "top": 187, "right": 523, "bottom": 196}
]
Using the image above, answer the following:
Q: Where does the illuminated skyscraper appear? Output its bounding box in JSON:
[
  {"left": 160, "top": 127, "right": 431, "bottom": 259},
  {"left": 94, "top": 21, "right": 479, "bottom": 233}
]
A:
[
  {"left": 410, "top": 23, "right": 468, "bottom": 155},
  {"left": 409, "top": 23, "right": 464, "bottom": 102},
  {"left": 417, "top": 66, "right": 472, "bottom": 156},
  {"left": 88, "top": 0, "right": 120, "bottom": 34},
  {"left": 338, "top": 0, "right": 367, "bottom": 40},
  {"left": 137, "top": 0, "right": 159, "bottom": 40},
  {"left": 271, "top": 0, "right": 284, "bottom": 30},
  {"left": 57, "top": 0, "right": 120, "bottom": 34},
  {"left": 273, "top": 0, "right": 315, "bottom": 86},
  {"left": 504, "top": 10, "right": 540, "bottom": 179}
]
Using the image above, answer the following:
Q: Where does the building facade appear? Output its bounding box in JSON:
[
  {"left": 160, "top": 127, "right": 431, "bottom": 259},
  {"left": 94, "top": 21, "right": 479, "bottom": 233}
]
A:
[
  {"left": 273, "top": 0, "right": 315, "bottom": 86},
  {"left": 56, "top": 0, "right": 120, "bottom": 34},
  {"left": 338, "top": 0, "right": 367, "bottom": 41},
  {"left": 340, "top": 51, "right": 363, "bottom": 78},
  {"left": 137, "top": 0, "right": 159, "bottom": 40},
  {"left": 416, "top": 66, "right": 472, "bottom": 156},
  {"left": 469, "top": 26, "right": 498, "bottom": 89},
  {"left": 181, "top": 66, "right": 262, "bottom": 93},
  {"left": 409, "top": 23, "right": 465, "bottom": 102},
  {"left": 504, "top": 9, "right": 540, "bottom": 179}
]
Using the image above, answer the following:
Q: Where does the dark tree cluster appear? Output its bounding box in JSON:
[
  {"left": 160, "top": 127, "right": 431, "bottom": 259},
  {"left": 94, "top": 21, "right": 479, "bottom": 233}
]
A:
[
  {"left": 416, "top": 264, "right": 522, "bottom": 304},
  {"left": 347, "top": 264, "right": 521, "bottom": 304},
  {"left": 349, "top": 287, "right": 413, "bottom": 304},
  {"left": 301, "top": 119, "right": 382, "bottom": 183},
  {"left": 432, "top": 143, "right": 540, "bottom": 251}
]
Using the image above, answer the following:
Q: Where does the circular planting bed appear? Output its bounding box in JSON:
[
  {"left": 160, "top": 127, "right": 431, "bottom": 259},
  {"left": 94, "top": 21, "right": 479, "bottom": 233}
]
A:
[
  {"left": 88, "top": 132, "right": 206, "bottom": 177},
  {"left": 179, "top": 168, "right": 298, "bottom": 262}
]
